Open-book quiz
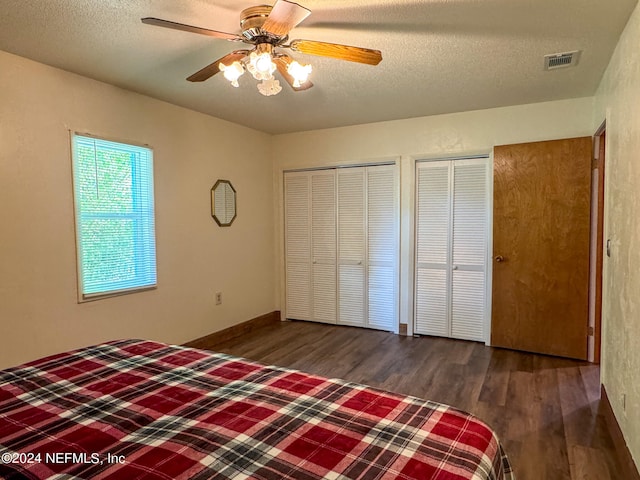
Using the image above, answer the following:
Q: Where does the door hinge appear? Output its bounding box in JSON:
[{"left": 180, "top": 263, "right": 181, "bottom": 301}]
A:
[{"left": 588, "top": 326, "right": 594, "bottom": 336}]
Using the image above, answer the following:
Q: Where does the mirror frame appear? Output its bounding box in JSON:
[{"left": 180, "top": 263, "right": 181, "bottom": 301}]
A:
[{"left": 211, "top": 179, "right": 237, "bottom": 227}]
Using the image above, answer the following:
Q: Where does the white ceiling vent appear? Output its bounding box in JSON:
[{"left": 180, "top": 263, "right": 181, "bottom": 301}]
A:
[{"left": 544, "top": 51, "right": 581, "bottom": 70}]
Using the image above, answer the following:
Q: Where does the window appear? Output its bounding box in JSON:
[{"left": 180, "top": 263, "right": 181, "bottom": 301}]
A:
[{"left": 72, "top": 134, "right": 157, "bottom": 300}]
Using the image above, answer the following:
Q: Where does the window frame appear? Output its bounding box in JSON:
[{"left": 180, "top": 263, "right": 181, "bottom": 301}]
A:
[{"left": 70, "top": 132, "right": 157, "bottom": 302}]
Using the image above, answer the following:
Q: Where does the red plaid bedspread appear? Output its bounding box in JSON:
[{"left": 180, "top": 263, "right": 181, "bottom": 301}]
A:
[{"left": 0, "top": 340, "right": 514, "bottom": 479}]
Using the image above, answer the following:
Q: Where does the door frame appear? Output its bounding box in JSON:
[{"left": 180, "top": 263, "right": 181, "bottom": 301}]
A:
[{"left": 589, "top": 122, "right": 606, "bottom": 363}]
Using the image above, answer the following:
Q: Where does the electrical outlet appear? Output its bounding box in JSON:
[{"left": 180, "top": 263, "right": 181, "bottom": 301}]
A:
[{"left": 215, "top": 292, "right": 222, "bottom": 305}]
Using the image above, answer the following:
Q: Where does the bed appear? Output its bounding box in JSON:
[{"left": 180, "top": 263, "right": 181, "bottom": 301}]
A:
[{"left": 0, "top": 339, "right": 514, "bottom": 479}]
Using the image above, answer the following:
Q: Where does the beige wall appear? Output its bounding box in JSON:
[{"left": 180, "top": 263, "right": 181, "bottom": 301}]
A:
[
  {"left": 272, "top": 97, "right": 595, "bottom": 335},
  {"left": 593, "top": 1, "right": 640, "bottom": 467},
  {"left": 0, "top": 50, "right": 275, "bottom": 369}
]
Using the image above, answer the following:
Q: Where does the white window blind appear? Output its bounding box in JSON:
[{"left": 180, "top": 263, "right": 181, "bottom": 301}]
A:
[{"left": 72, "top": 134, "right": 157, "bottom": 300}]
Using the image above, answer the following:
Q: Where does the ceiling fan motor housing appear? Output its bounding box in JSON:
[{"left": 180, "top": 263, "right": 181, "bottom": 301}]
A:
[{"left": 240, "top": 5, "right": 285, "bottom": 44}]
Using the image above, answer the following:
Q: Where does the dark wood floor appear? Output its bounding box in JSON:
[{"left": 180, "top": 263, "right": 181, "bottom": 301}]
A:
[{"left": 201, "top": 320, "right": 624, "bottom": 480}]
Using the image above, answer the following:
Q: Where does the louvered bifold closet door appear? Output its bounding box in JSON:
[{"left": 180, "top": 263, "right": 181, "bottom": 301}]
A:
[
  {"left": 415, "top": 163, "right": 450, "bottom": 336},
  {"left": 367, "top": 165, "right": 398, "bottom": 331},
  {"left": 337, "top": 168, "right": 366, "bottom": 327},
  {"left": 284, "top": 172, "right": 311, "bottom": 320},
  {"left": 311, "top": 170, "right": 337, "bottom": 324},
  {"left": 451, "top": 160, "right": 487, "bottom": 341}
]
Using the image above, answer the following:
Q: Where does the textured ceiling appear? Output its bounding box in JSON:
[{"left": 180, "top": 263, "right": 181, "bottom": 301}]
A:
[{"left": 0, "top": 0, "right": 637, "bottom": 134}]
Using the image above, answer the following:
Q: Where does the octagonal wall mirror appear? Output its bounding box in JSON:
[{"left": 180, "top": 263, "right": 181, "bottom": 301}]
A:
[{"left": 211, "top": 179, "right": 237, "bottom": 227}]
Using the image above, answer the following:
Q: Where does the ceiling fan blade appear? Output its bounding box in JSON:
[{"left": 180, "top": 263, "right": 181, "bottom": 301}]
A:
[
  {"left": 141, "top": 17, "right": 243, "bottom": 42},
  {"left": 273, "top": 55, "right": 313, "bottom": 91},
  {"left": 187, "top": 50, "right": 249, "bottom": 82},
  {"left": 261, "top": 0, "right": 311, "bottom": 37},
  {"left": 288, "top": 39, "right": 382, "bottom": 65}
]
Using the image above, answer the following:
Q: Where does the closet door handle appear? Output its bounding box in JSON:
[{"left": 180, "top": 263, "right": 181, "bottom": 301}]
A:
[{"left": 495, "top": 255, "right": 505, "bottom": 263}]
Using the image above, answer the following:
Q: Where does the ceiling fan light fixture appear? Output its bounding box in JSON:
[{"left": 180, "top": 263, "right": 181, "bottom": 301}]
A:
[
  {"left": 247, "top": 51, "right": 277, "bottom": 80},
  {"left": 287, "top": 60, "right": 312, "bottom": 87},
  {"left": 219, "top": 61, "right": 244, "bottom": 87},
  {"left": 257, "top": 78, "right": 282, "bottom": 96}
]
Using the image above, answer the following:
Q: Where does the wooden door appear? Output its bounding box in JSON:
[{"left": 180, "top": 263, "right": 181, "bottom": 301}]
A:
[{"left": 491, "top": 137, "right": 592, "bottom": 360}]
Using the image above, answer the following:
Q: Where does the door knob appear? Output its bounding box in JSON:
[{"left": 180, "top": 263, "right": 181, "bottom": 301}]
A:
[{"left": 495, "top": 255, "right": 505, "bottom": 262}]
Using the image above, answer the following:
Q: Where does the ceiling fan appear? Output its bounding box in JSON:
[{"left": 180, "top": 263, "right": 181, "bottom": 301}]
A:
[{"left": 142, "top": 0, "right": 382, "bottom": 96}]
